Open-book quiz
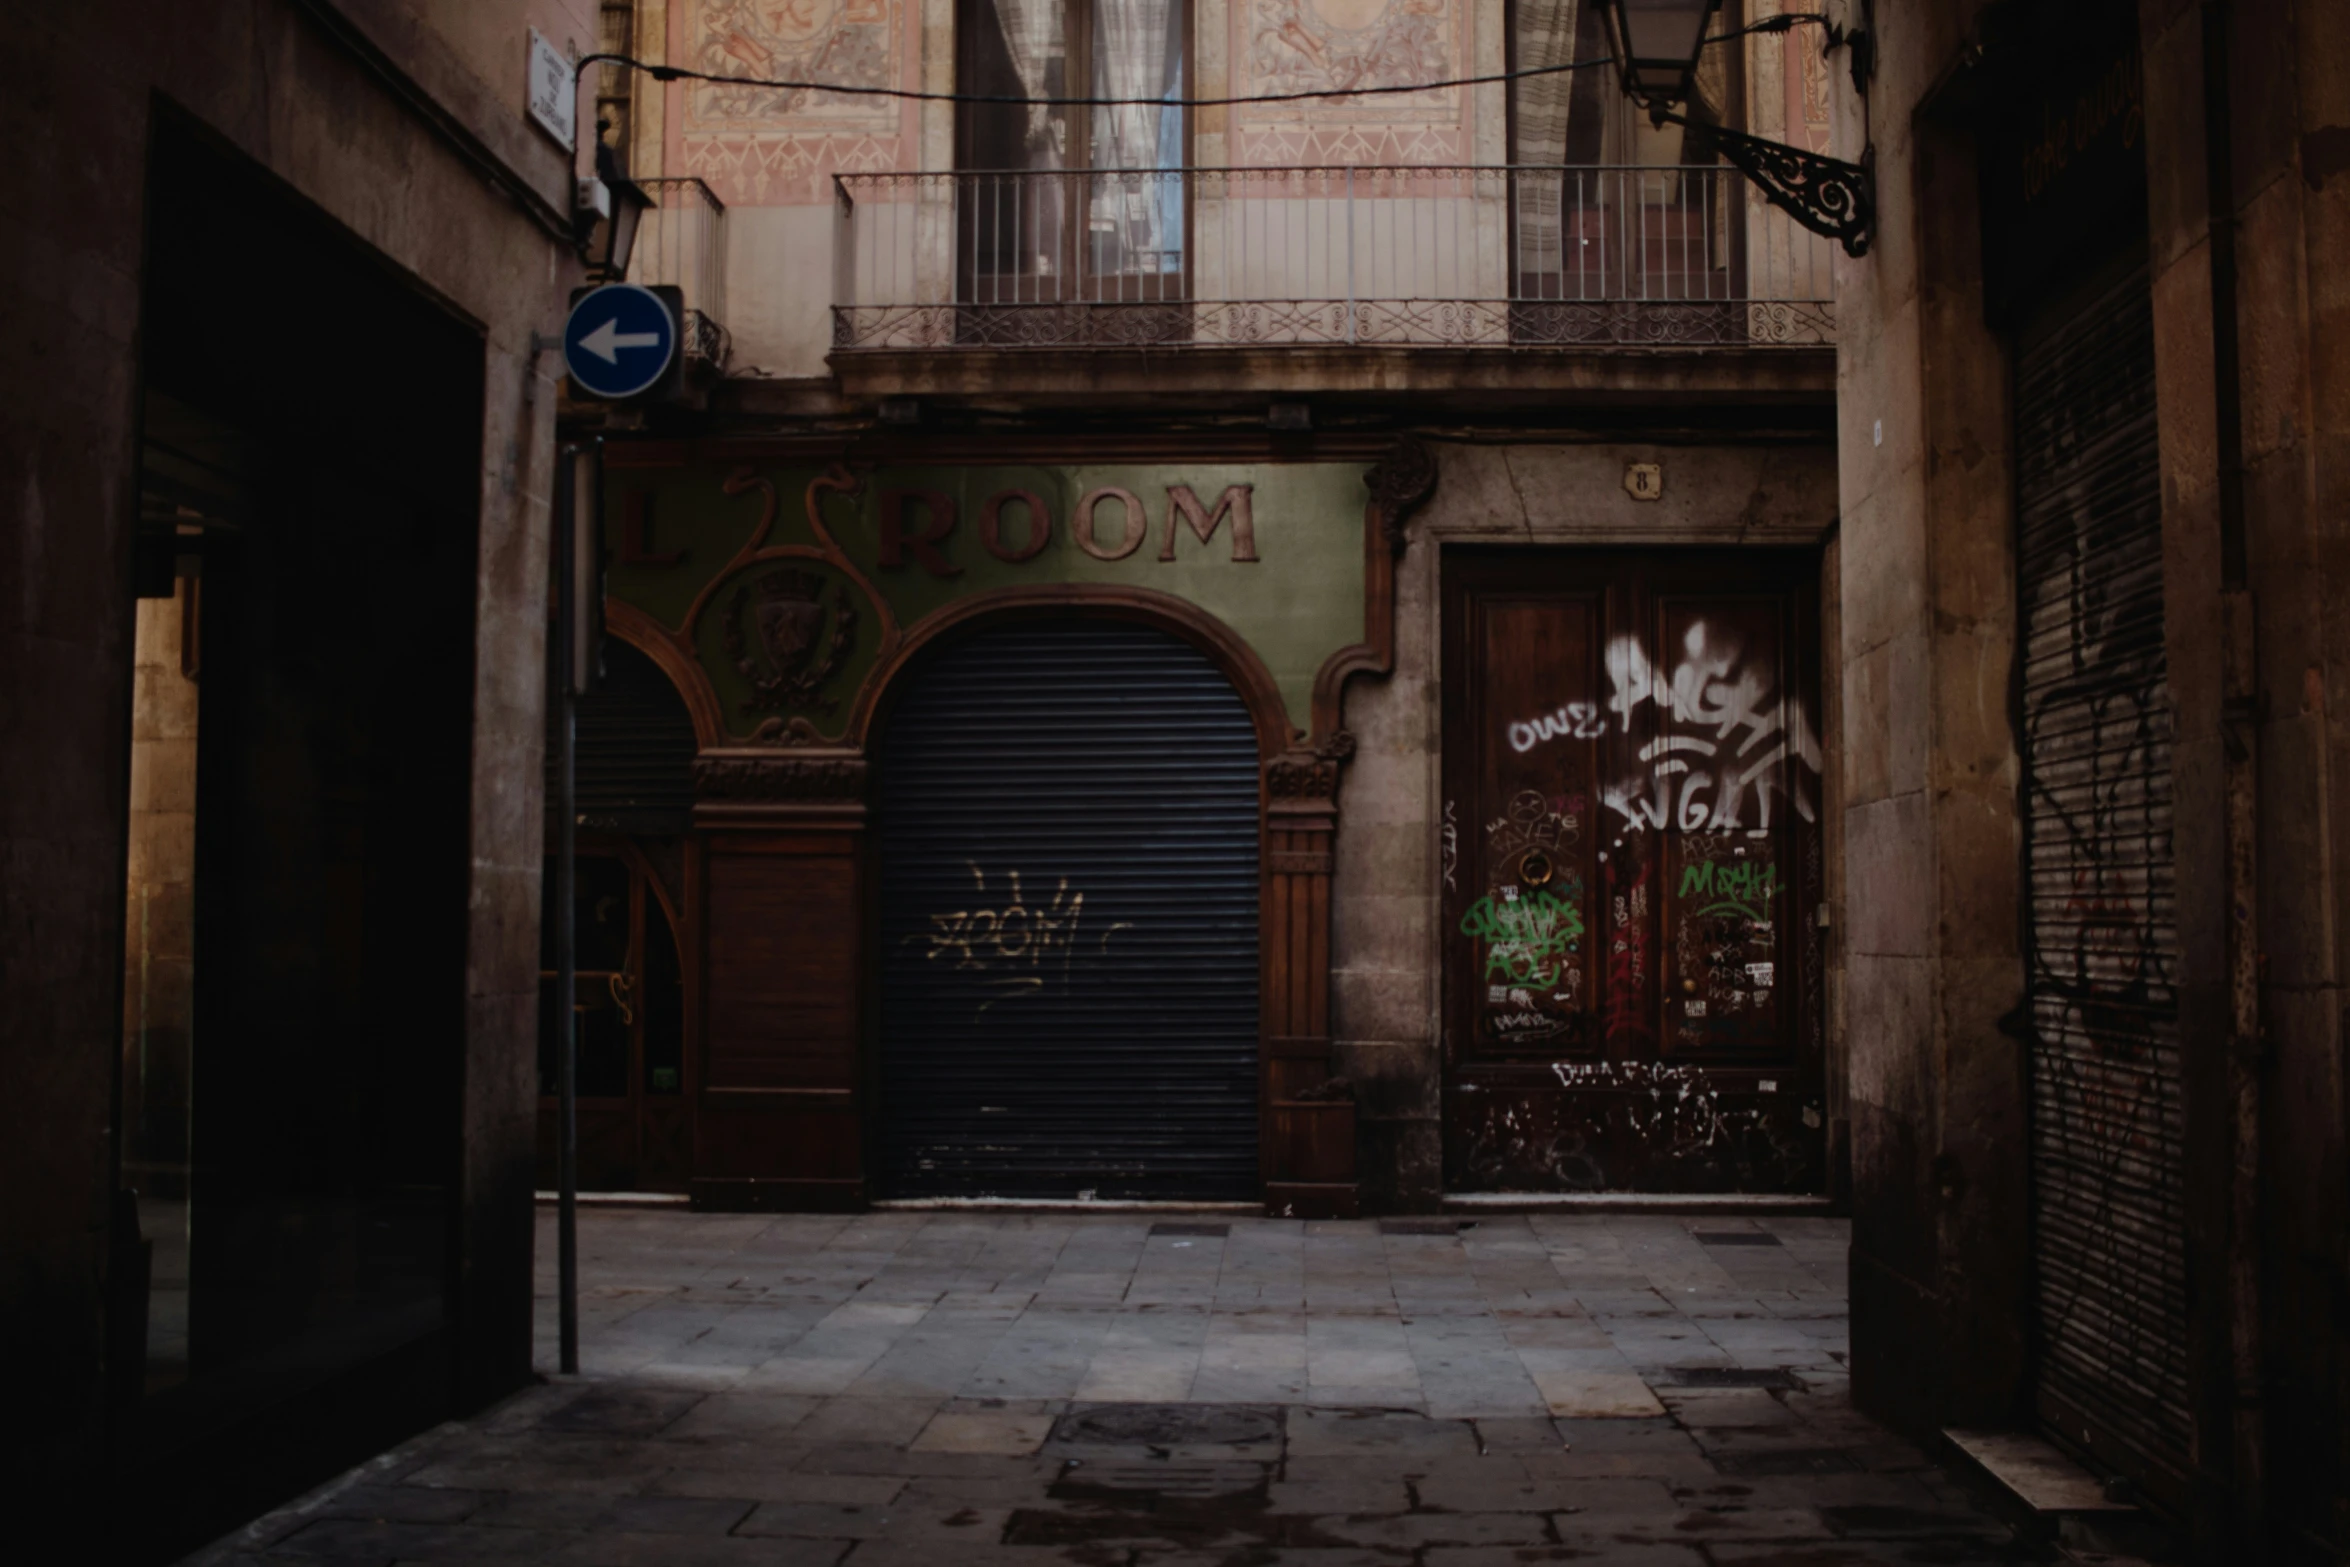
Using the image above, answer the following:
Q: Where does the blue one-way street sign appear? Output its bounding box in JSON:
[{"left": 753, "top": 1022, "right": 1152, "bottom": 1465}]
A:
[{"left": 563, "top": 283, "right": 677, "bottom": 401}]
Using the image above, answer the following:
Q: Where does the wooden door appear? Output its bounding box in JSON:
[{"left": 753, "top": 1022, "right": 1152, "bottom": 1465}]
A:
[
  {"left": 1441, "top": 550, "right": 1827, "bottom": 1193},
  {"left": 691, "top": 832, "right": 866, "bottom": 1209},
  {"left": 534, "top": 845, "right": 690, "bottom": 1193}
]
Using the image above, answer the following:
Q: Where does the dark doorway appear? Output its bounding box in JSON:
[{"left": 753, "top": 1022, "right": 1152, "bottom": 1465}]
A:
[
  {"left": 115, "top": 111, "right": 483, "bottom": 1560},
  {"left": 874, "top": 619, "right": 1260, "bottom": 1200},
  {"left": 1441, "top": 549, "right": 1827, "bottom": 1193},
  {"left": 533, "top": 639, "right": 696, "bottom": 1193}
]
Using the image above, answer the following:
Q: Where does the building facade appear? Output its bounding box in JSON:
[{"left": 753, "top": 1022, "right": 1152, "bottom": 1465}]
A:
[
  {"left": 1836, "top": 0, "right": 2350, "bottom": 1557},
  {"left": 557, "top": 0, "right": 1847, "bottom": 1216},
  {"left": 4, "top": 0, "right": 586, "bottom": 1552},
  {"left": 558, "top": 0, "right": 2350, "bottom": 1553}
]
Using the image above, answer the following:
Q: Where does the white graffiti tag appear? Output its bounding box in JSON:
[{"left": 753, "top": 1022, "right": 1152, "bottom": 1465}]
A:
[
  {"left": 1600, "top": 621, "right": 1822, "bottom": 834},
  {"left": 1507, "top": 701, "right": 1608, "bottom": 753}
]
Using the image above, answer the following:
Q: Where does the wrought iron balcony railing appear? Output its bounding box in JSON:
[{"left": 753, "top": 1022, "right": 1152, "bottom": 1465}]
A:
[
  {"left": 832, "top": 165, "right": 1836, "bottom": 353},
  {"left": 630, "top": 177, "right": 730, "bottom": 369}
]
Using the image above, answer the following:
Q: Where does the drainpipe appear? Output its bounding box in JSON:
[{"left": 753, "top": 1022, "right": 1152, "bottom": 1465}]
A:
[{"left": 2200, "top": 0, "right": 2265, "bottom": 1554}]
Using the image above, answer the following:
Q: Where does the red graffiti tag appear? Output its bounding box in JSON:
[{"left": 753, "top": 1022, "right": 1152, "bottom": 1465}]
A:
[{"left": 1603, "top": 858, "right": 1653, "bottom": 1047}]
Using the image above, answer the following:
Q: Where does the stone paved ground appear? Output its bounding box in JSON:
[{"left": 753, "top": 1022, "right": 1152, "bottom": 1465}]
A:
[{"left": 186, "top": 1209, "right": 2080, "bottom": 1566}]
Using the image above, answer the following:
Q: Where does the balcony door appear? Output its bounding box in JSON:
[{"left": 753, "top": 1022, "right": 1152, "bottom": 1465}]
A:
[
  {"left": 1507, "top": 0, "right": 1744, "bottom": 312},
  {"left": 956, "top": 0, "right": 1188, "bottom": 326}
]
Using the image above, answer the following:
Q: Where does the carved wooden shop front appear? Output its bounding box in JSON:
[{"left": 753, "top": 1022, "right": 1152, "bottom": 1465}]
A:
[{"left": 572, "top": 441, "right": 1436, "bottom": 1214}]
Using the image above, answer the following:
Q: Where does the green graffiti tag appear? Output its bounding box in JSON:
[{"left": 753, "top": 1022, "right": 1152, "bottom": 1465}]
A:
[
  {"left": 1677, "top": 858, "right": 1779, "bottom": 922},
  {"left": 1460, "top": 889, "right": 1586, "bottom": 987}
]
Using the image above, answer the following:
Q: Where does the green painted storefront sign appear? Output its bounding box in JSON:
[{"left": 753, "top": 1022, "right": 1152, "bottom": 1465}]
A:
[{"left": 604, "top": 461, "right": 1373, "bottom": 745}]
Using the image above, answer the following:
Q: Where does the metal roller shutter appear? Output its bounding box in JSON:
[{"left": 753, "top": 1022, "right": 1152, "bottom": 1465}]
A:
[
  {"left": 2016, "top": 263, "right": 2190, "bottom": 1487},
  {"left": 550, "top": 639, "right": 698, "bottom": 835},
  {"left": 876, "top": 620, "right": 1262, "bottom": 1199}
]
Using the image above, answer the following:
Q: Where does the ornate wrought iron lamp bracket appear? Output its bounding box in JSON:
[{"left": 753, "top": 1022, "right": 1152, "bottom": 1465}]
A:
[
  {"left": 1666, "top": 111, "right": 1875, "bottom": 258},
  {"left": 1598, "top": 0, "right": 1875, "bottom": 258}
]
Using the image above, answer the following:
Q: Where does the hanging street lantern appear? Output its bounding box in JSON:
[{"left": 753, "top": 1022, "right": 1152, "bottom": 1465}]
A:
[
  {"left": 1595, "top": 0, "right": 1877, "bottom": 258},
  {"left": 1602, "top": 0, "right": 1721, "bottom": 120}
]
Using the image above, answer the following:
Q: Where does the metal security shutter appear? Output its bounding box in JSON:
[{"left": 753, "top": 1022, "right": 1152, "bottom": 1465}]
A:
[
  {"left": 2016, "top": 263, "right": 2190, "bottom": 1487},
  {"left": 876, "top": 620, "right": 1261, "bottom": 1199},
  {"left": 549, "top": 639, "right": 698, "bottom": 835}
]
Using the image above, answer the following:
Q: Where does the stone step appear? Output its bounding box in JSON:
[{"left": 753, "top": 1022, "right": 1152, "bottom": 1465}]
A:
[
  {"left": 1943, "top": 1427, "right": 2172, "bottom": 1561},
  {"left": 1945, "top": 1427, "right": 2134, "bottom": 1514}
]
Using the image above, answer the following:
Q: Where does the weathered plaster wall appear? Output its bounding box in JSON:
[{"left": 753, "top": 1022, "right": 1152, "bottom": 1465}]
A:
[
  {"left": 2, "top": 0, "right": 577, "bottom": 1501},
  {"left": 1332, "top": 438, "right": 1840, "bottom": 1210}
]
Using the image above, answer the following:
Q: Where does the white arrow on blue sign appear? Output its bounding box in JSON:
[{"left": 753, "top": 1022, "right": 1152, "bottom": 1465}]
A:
[{"left": 563, "top": 283, "right": 678, "bottom": 401}]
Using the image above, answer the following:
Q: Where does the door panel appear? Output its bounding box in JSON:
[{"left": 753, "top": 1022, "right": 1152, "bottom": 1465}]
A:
[
  {"left": 1456, "top": 590, "right": 1606, "bottom": 1058},
  {"left": 1443, "top": 550, "right": 1826, "bottom": 1193},
  {"left": 692, "top": 835, "right": 865, "bottom": 1207}
]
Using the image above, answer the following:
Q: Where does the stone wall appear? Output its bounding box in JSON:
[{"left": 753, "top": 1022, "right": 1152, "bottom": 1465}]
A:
[
  {"left": 121, "top": 593, "right": 201, "bottom": 1209},
  {"left": 1837, "top": 0, "right": 2350, "bottom": 1551},
  {"left": 1, "top": 0, "right": 584, "bottom": 1508},
  {"left": 1829, "top": 0, "right": 2035, "bottom": 1446},
  {"left": 2138, "top": 0, "right": 2350, "bottom": 1549}
]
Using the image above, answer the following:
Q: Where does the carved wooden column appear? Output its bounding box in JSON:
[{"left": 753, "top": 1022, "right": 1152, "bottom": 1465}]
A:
[
  {"left": 685, "top": 749, "right": 871, "bottom": 1211},
  {"left": 1263, "top": 733, "right": 1359, "bottom": 1217},
  {"left": 1260, "top": 439, "right": 1437, "bottom": 1219}
]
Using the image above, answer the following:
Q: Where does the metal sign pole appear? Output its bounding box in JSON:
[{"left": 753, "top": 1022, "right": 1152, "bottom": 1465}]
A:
[{"left": 554, "top": 444, "right": 581, "bottom": 1377}]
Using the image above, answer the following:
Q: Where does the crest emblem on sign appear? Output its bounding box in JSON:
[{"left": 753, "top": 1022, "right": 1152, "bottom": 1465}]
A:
[{"left": 722, "top": 568, "right": 857, "bottom": 714}]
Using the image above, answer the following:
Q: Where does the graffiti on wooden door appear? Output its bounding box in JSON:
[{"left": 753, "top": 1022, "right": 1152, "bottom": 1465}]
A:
[{"left": 1444, "top": 557, "right": 1828, "bottom": 1193}]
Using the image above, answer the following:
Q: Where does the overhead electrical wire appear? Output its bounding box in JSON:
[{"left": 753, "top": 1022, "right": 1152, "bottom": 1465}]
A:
[
  {"left": 570, "top": 18, "right": 1837, "bottom": 112},
  {"left": 573, "top": 50, "right": 1609, "bottom": 112}
]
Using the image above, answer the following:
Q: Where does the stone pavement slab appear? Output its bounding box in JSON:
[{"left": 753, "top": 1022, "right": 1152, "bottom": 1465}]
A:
[{"left": 180, "top": 1210, "right": 2098, "bottom": 1567}]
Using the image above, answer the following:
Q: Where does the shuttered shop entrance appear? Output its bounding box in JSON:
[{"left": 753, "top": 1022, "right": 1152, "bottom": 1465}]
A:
[
  {"left": 2016, "top": 263, "right": 2191, "bottom": 1498},
  {"left": 875, "top": 620, "right": 1261, "bottom": 1199}
]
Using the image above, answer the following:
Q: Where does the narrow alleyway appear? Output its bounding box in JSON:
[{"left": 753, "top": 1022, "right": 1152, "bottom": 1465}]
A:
[{"left": 184, "top": 1211, "right": 2120, "bottom": 1565}]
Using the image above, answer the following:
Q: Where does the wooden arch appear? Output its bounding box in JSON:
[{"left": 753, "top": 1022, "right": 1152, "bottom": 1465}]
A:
[
  {"left": 853, "top": 585, "right": 1295, "bottom": 761},
  {"left": 604, "top": 599, "right": 726, "bottom": 750}
]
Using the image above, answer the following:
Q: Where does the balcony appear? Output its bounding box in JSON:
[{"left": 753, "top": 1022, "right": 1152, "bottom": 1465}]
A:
[
  {"left": 630, "top": 177, "right": 730, "bottom": 374},
  {"left": 831, "top": 165, "right": 1837, "bottom": 364}
]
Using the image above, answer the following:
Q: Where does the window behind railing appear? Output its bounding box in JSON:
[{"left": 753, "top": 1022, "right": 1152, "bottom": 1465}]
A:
[
  {"left": 834, "top": 165, "right": 1836, "bottom": 351},
  {"left": 957, "top": 0, "right": 1187, "bottom": 301},
  {"left": 1507, "top": 0, "right": 1744, "bottom": 289},
  {"left": 628, "top": 177, "right": 729, "bottom": 367}
]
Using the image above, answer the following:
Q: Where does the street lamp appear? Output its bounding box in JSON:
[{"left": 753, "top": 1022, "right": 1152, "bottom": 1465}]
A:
[
  {"left": 575, "top": 126, "right": 651, "bottom": 281},
  {"left": 1595, "top": 0, "right": 1876, "bottom": 257},
  {"left": 1602, "top": 0, "right": 1721, "bottom": 120}
]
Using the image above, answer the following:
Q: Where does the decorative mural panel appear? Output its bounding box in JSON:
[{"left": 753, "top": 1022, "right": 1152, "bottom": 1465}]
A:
[
  {"left": 674, "top": 0, "right": 915, "bottom": 204},
  {"left": 603, "top": 460, "right": 1375, "bottom": 744},
  {"left": 1231, "top": 0, "right": 1471, "bottom": 165},
  {"left": 1788, "top": 31, "right": 1832, "bottom": 155}
]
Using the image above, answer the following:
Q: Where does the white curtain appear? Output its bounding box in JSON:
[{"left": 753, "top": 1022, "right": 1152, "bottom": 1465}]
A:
[
  {"left": 1515, "top": 0, "right": 1580, "bottom": 168},
  {"left": 1089, "top": 0, "right": 1184, "bottom": 275},
  {"left": 989, "top": 0, "right": 1067, "bottom": 170},
  {"left": 1514, "top": 0, "right": 1581, "bottom": 281}
]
